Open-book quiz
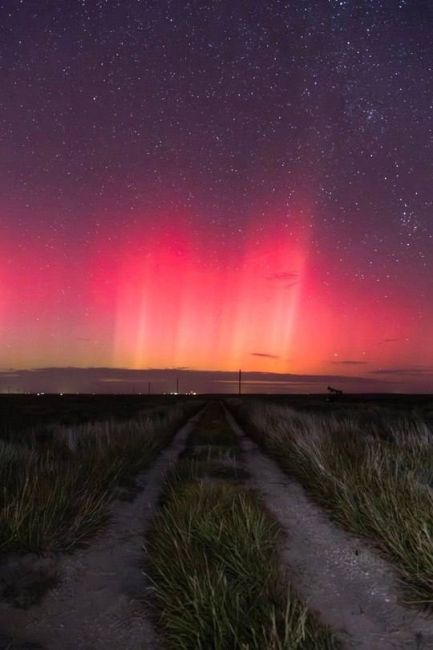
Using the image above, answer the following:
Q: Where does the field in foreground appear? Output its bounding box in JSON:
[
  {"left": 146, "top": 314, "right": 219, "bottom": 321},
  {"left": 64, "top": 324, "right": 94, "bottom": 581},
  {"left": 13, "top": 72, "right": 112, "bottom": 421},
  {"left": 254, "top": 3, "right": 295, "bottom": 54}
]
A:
[
  {"left": 145, "top": 402, "right": 338, "bottom": 649},
  {"left": 232, "top": 395, "right": 433, "bottom": 607},
  {"left": 0, "top": 395, "right": 198, "bottom": 555},
  {"left": 0, "top": 393, "right": 433, "bottom": 649}
]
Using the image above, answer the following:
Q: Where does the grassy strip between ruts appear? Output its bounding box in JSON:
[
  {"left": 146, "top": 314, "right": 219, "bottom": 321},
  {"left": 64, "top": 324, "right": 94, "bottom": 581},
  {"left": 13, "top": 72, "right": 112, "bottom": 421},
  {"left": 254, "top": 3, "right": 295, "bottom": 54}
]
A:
[
  {"left": 144, "top": 402, "right": 339, "bottom": 649},
  {"left": 232, "top": 399, "right": 433, "bottom": 609},
  {"left": 0, "top": 400, "right": 199, "bottom": 554}
]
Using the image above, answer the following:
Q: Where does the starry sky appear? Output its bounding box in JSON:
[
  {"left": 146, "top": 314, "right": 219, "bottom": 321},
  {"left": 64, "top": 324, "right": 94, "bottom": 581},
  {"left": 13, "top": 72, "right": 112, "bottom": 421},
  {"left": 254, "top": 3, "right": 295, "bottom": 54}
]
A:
[{"left": 0, "top": 0, "right": 432, "bottom": 393}]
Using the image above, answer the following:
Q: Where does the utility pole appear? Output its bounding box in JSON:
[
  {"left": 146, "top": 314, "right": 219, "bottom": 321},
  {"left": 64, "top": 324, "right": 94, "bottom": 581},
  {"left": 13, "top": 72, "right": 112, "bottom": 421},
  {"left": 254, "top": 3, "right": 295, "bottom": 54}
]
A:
[
  {"left": 238, "top": 369, "right": 242, "bottom": 395},
  {"left": 176, "top": 377, "right": 179, "bottom": 394}
]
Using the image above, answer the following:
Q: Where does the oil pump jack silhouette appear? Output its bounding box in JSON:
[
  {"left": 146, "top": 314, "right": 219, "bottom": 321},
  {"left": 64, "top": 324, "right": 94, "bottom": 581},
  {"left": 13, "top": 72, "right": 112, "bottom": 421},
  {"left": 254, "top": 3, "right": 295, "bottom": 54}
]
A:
[{"left": 327, "top": 385, "right": 344, "bottom": 400}]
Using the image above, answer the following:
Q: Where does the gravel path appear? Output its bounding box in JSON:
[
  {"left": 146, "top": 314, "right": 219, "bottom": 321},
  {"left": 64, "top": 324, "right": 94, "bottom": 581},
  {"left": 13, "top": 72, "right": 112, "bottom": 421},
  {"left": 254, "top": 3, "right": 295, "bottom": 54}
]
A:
[
  {"left": 225, "top": 407, "right": 433, "bottom": 650},
  {"left": 0, "top": 410, "right": 203, "bottom": 650}
]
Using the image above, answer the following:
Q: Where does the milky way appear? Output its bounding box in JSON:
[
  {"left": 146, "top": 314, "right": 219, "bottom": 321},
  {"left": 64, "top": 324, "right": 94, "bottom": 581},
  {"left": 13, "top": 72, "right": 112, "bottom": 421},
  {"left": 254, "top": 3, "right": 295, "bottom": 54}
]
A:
[{"left": 0, "top": 1, "right": 432, "bottom": 392}]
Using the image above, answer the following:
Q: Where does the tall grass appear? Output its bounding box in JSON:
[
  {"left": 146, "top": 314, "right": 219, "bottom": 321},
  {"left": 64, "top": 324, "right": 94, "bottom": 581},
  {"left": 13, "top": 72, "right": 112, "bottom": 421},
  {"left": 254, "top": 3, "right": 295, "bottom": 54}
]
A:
[
  {"left": 145, "top": 403, "right": 339, "bottom": 649},
  {"left": 0, "top": 402, "right": 197, "bottom": 553},
  {"left": 235, "top": 400, "right": 433, "bottom": 607}
]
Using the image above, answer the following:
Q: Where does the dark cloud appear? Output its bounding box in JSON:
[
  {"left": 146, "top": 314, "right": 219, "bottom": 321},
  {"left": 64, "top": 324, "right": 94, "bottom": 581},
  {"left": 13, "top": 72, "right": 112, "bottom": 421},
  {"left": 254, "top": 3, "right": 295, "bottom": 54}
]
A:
[
  {"left": 331, "top": 360, "right": 368, "bottom": 365},
  {"left": 370, "top": 367, "right": 433, "bottom": 376},
  {"left": 266, "top": 272, "right": 298, "bottom": 281},
  {"left": 1, "top": 366, "right": 431, "bottom": 394},
  {"left": 251, "top": 352, "right": 280, "bottom": 359},
  {"left": 0, "top": 366, "right": 392, "bottom": 395}
]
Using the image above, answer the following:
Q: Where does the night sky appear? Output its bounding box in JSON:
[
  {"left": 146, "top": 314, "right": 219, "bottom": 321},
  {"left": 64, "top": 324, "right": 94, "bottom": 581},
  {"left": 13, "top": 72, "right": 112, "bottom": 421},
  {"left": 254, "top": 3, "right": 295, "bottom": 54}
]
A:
[{"left": 0, "top": 1, "right": 432, "bottom": 393}]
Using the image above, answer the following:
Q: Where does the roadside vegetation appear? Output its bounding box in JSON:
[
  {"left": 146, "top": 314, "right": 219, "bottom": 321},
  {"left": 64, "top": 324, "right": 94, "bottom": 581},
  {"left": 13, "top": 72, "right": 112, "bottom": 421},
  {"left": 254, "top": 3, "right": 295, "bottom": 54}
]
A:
[
  {"left": 232, "top": 399, "right": 433, "bottom": 608},
  {"left": 0, "top": 401, "right": 198, "bottom": 553},
  {"left": 145, "top": 402, "right": 339, "bottom": 649}
]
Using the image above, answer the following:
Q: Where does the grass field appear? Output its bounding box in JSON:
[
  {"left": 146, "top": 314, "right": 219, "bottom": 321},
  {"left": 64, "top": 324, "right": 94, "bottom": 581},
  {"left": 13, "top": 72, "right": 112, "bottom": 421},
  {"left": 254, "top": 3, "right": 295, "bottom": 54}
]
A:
[
  {"left": 0, "top": 396, "right": 199, "bottom": 553},
  {"left": 144, "top": 403, "right": 339, "bottom": 649},
  {"left": 0, "top": 394, "right": 184, "bottom": 442},
  {"left": 232, "top": 397, "right": 433, "bottom": 608},
  {"left": 2, "top": 394, "right": 433, "bottom": 649}
]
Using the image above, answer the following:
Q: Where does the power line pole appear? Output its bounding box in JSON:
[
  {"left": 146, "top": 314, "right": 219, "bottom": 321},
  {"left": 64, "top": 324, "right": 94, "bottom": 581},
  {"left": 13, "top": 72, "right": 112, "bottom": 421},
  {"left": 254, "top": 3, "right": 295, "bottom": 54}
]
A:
[
  {"left": 238, "top": 369, "right": 242, "bottom": 395},
  {"left": 176, "top": 377, "right": 179, "bottom": 394}
]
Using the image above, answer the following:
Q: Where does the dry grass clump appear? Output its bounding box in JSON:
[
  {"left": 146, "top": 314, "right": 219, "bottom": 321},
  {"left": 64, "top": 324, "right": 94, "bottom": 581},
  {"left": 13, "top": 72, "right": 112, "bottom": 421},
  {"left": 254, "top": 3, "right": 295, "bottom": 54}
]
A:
[{"left": 237, "top": 400, "right": 433, "bottom": 607}]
